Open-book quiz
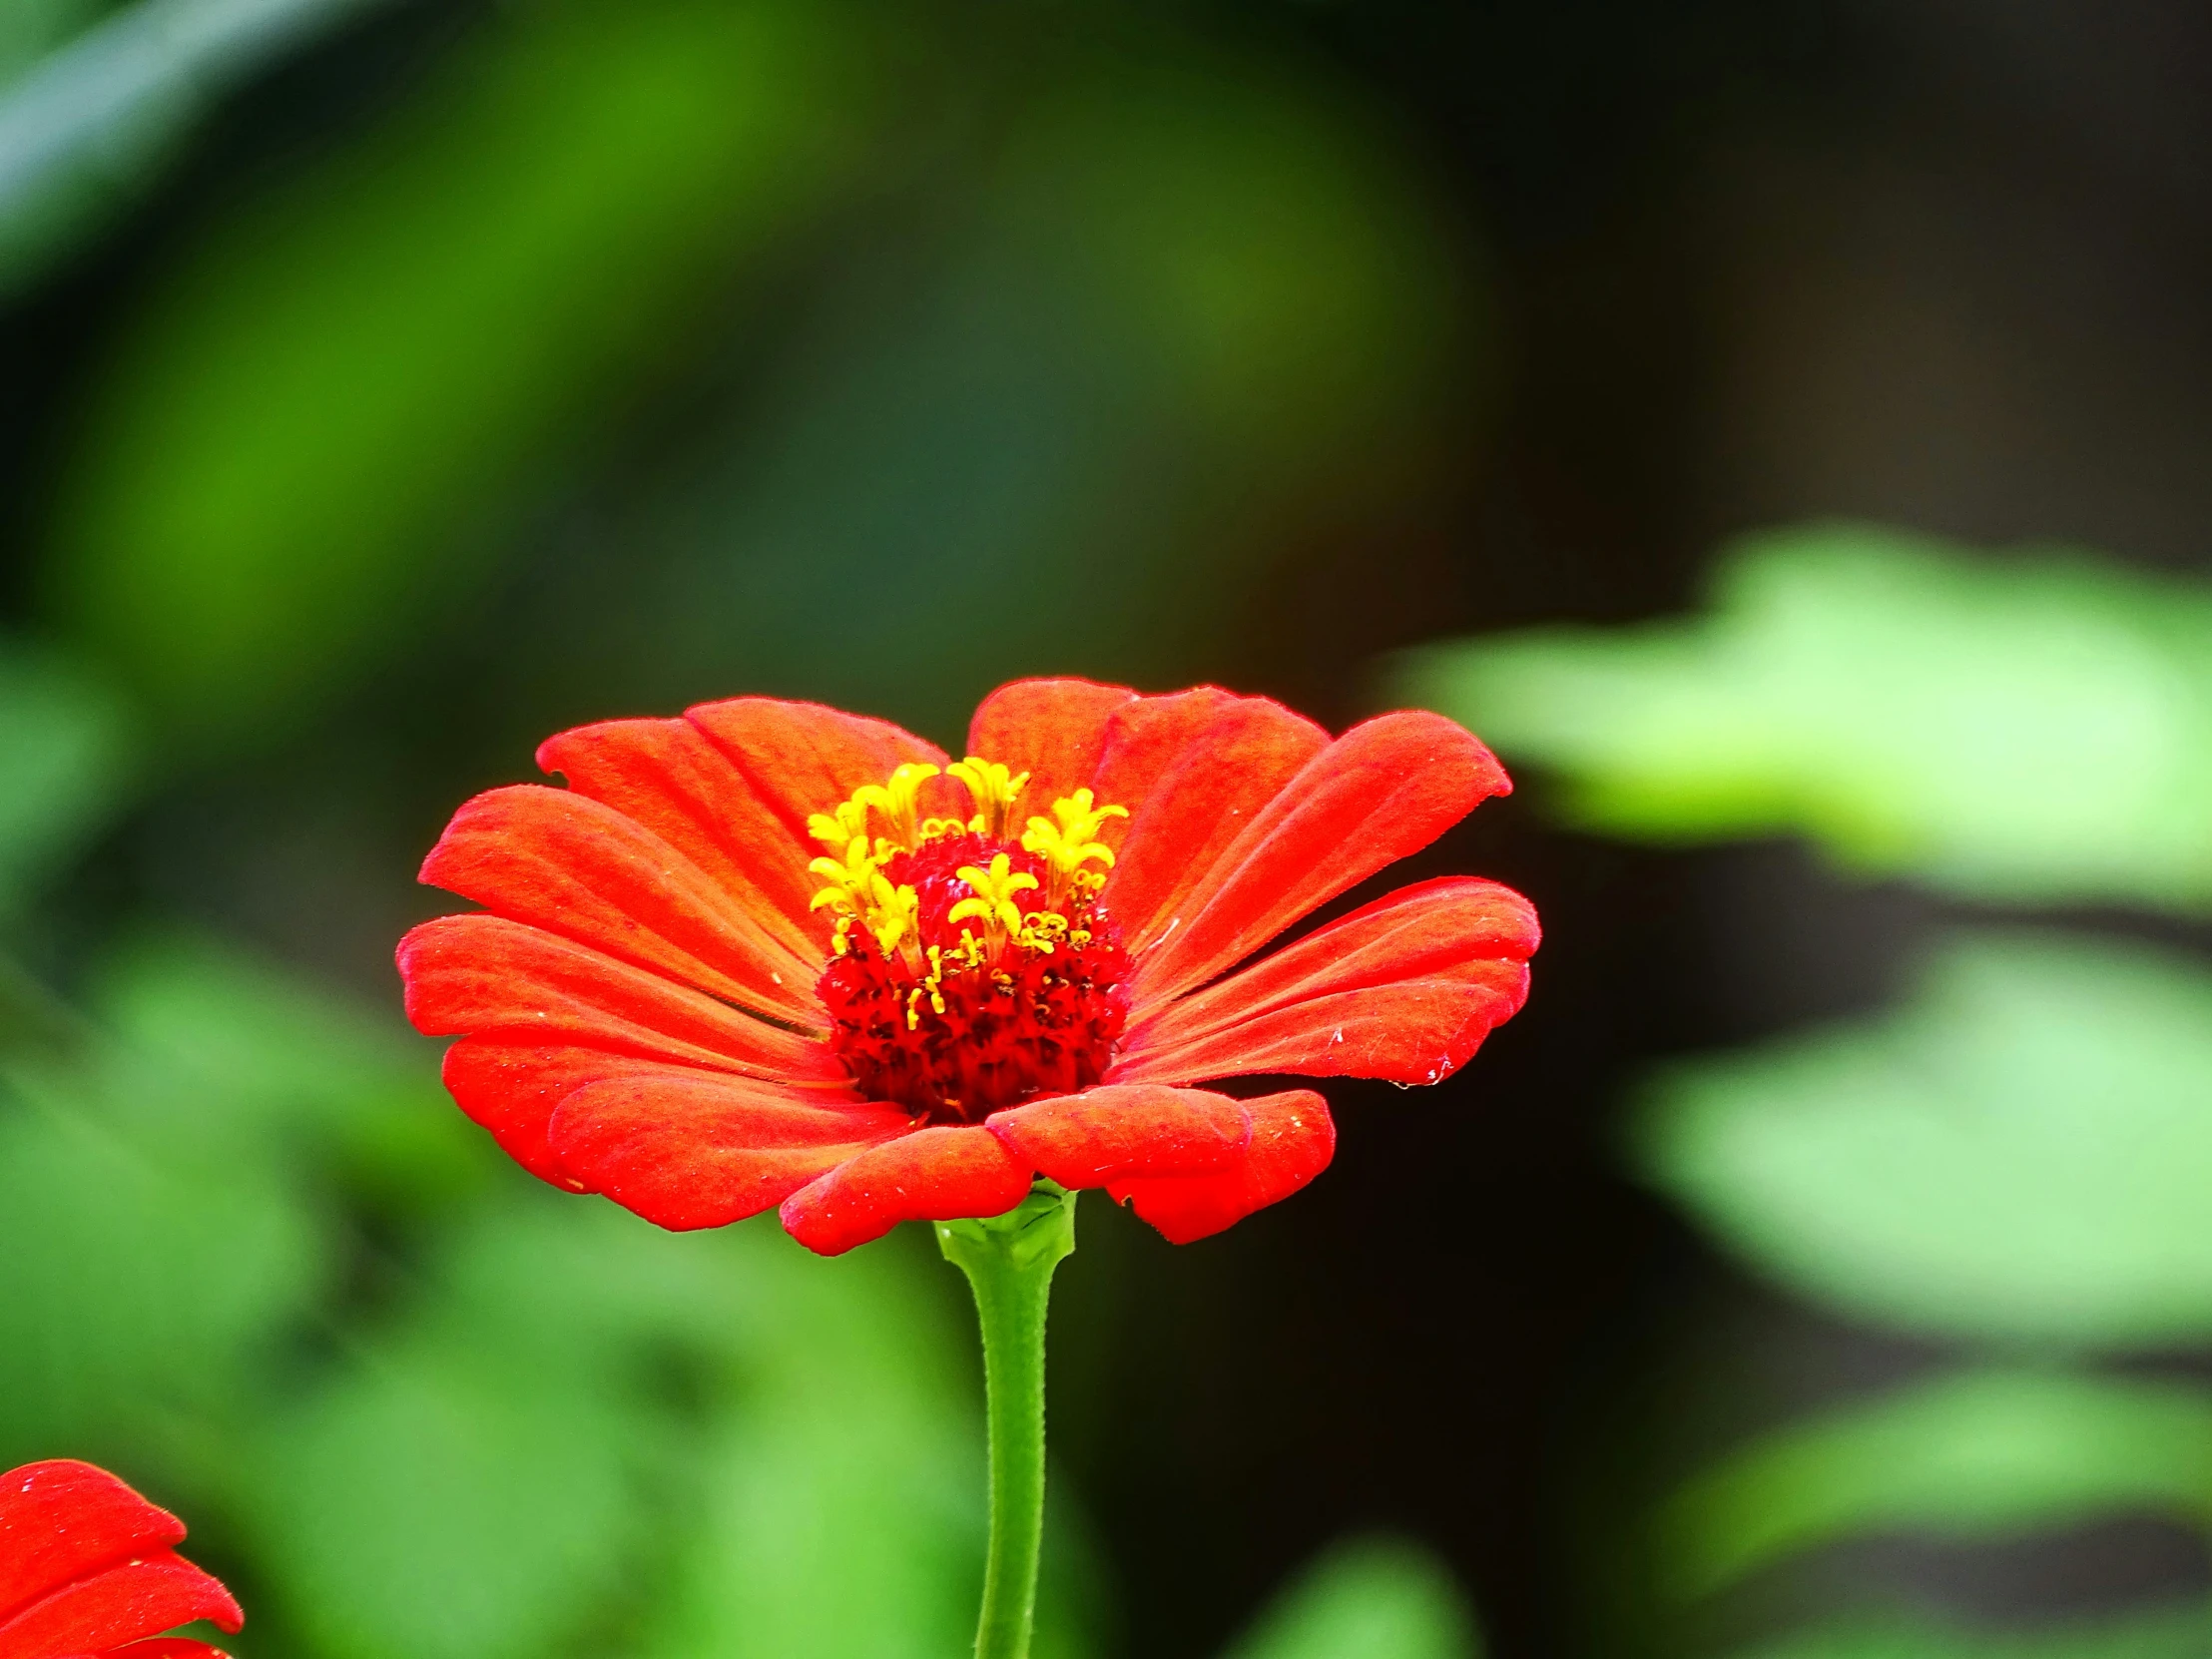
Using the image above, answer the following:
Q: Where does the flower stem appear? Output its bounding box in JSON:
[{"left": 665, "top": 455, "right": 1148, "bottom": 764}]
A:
[{"left": 935, "top": 1182, "right": 1078, "bottom": 1659}]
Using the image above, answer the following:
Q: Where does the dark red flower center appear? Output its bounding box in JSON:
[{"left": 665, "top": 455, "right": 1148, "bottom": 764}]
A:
[{"left": 806, "top": 761, "right": 1132, "bottom": 1123}]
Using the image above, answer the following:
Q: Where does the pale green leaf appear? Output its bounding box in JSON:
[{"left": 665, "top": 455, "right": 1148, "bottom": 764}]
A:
[
  {"left": 1659, "top": 1371, "right": 2212, "bottom": 1602},
  {"left": 0, "top": 0, "right": 392, "bottom": 293},
  {"left": 1220, "top": 1536, "right": 1481, "bottom": 1659},
  {"left": 1400, "top": 524, "right": 2212, "bottom": 910},
  {"left": 1635, "top": 929, "right": 2212, "bottom": 1345}
]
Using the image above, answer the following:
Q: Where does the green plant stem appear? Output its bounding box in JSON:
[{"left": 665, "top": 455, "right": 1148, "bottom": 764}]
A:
[{"left": 936, "top": 1182, "right": 1078, "bottom": 1659}]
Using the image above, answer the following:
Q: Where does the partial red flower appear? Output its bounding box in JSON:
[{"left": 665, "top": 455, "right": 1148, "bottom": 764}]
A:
[
  {"left": 399, "top": 679, "right": 1537, "bottom": 1254},
  {"left": 0, "top": 1459, "right": 243, "bottom": 1659}
]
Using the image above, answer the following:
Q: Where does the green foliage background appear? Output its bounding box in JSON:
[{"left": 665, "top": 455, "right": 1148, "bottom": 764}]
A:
[{"left": 1410, "top": 525, "right": 2212, "bottom": 1659}]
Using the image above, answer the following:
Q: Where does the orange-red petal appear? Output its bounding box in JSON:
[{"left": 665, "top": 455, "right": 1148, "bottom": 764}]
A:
[
  {"left": 399, "top": 914, "right": 842, "bottom": 1084},
  {"left": 108, "top": 1642, "right": 235, "bottom": 1658},
  {"left": 985, "top": 1084, "right": 1251, "bottom": 1187},
  {"left": 965, "top": 678, "right": 1138, "bottom": 827},
  {"left": 1113, "top": 877, "right": 1537, "bottom": 1087},
  {"left": 419, "top": 785, "right": 821, "bottom": 1025},
  {"left": 0, "top": 1462, "right": 186, "bottom": 1627},
  {"left": 1108, "top": 1090, "right": 1336, "bottom": 1245},
  {"left": 0, "top": 1554, "right": 242, "bottom": 1659},
  {"left": 440, "top": 1039, "right": 715, "bottom": 1185},
  {"left": 548, "top": 1073, "right": 909, "bottom": 1231},
  {"left": 687, "top": 696, "right": 950, "bottom": 842},
  {"left": 778, "top": 1126, "right": 1033, "bottom": 1256},
  {"left": 1129, "top": 711, "right": 1510, "bottom": 1008},
  {"left": 1095, "top": 690, "right": 1330, "bottom": 954},
  {"left": 535, "top": 715, "right": 827, "bottom": 961}
]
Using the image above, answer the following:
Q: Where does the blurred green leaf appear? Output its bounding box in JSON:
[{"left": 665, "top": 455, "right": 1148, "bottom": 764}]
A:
[
  {"left": 0, "top": 0, "right": 391, "bottom": 293},
  {"left": 1401, "top": 524, "right": 2212, "bottom": 910},
  {"left": 43, "top": 0, "right": 883, "bottom": 744},
  {"left": 0, "top": 1067, "right": 323, "bottom": 1463},
  {"left": 248, "top": 1240, "right": 651, "bottom": 1659},
  {"left": 87, "top": 928, "right": 488, "bottom": 1206},
  {"left": 639, "top": 1392, "right": 988, "bottom": 1659},
  {"left": 0, "top": 638, "right": 132, "bottom": 913},
  {"left": 0, "top": 0, "right": 108, "bottom": 83},
  {"left": 1729, "top": 1604, "right": 2212, "bottom": 1659},
  {"left": 1635, "top": 929, "right": 2212, "bottom": 1346},
  {"left": 1659, "top": 1370, "right": 2212, "bottom": 1603},
  {"left": 1220, "top": 1536, "right": 1481, "bottom": 1659}
]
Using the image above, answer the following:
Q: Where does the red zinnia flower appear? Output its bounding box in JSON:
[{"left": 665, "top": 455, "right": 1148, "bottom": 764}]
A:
[
  {"left": 0, "top": 1459, "right": 243, "bottom": 1659},
  {"left": 399, "top": 679, "right": 1537, "bottom": 1255}
]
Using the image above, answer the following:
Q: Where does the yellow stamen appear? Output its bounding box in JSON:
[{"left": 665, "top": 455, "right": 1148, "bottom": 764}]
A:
[
  {"left": 1022, "top": 788, "right": 1127, "bottom": 903},
  {"left": 808, "top": 836, "right": 878, "bottom": 913},
  {"left": 851, "top": 762, "right": 941, "bottom": 848},
  {"left": 948, "top": 757, "right": 1031, "bottom": 838},
  {"left": 868, "top": 881, "right": 920, "bottom": 958},
  {"left": 806, "top": 797, "right": 872, "bottom": 848},
  {"left": 810, "top": 836, "right": 917, "bottom": 960},
  {"left": 949, "top": 852, "right": 1039, "bottom": 938}
]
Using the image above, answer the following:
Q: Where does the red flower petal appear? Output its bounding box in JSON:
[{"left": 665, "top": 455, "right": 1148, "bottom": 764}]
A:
[
  {"left": 419, "top": 785, "right": 822, "bottom": 1025},
  {"left": 1093, "top": 690, "right": 1330, "bottom": 955},
  {"left": 399, "top": 914, "right": 843, "bottom": 1084},
  {"left": 985, "top": 1084, "right": 1251, "bottom": 1187},
  {"left": 0, "top": 1554, "right": 242, "bottom": 1659},
  {"left": 547, "top": 1072, "right": 910, "bottom": 1230},
  {"left": 1108, "top": 1090, "right": 1336, "bottom": 1245},
  {"left": 1113, "top": 877, "right": 1538, "bottom": 1087},
  {"left": 536, "top": 716, "right": 825, "bottom": 959},
  {"left": 442, "top": 1039, "right": 863, "bottom": 1190},
  {"left": 687, "top": 696, "right": 951, "bottom": 841},
  {"left": 965, "top": 678, "right": 1138, "bottom": 826},
  {"left": 0, "top": 1462, "right": 182, "bottom": 1626},
  {"left": 1129, "top": 711, "right": 1510, "bottom": 1008},
  {"left": 778, "top": 1126, "right": 1032, "bottom": 1257},
  {"left": 107, "top": 1641, "right": 235, "bottom": 1658}
]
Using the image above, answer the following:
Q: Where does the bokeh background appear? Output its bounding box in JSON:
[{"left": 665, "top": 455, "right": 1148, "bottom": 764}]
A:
[{"left": 6, "top": 1, "right": 2212, "bottom": 1656}]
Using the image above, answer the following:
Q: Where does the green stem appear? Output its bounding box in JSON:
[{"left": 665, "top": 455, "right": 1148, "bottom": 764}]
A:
[{"left": 935, "top": 1182, "right": 1078, "bottom": 1659}]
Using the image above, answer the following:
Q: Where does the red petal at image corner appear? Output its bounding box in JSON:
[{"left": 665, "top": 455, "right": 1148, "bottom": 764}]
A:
[{"left": 0, "top": 1460, "right": 240, "bottom": 1659}]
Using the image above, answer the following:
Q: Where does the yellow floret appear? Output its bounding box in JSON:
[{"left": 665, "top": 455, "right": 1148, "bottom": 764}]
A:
[
  {"left": 1021, "top": 788, "right": 1127, "bottom": 882},
  {"left": 852, "top": 762, "right": 941, "bottom": 847},
  {"left": 948, "top": 757, "right": 1031, "bottom": 837},
  {"left": 806, "top": 797, "right": 872, "bottom": 848},
  {"left": 949, "top": 851, "right": 1039, "bottom": 937}
]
